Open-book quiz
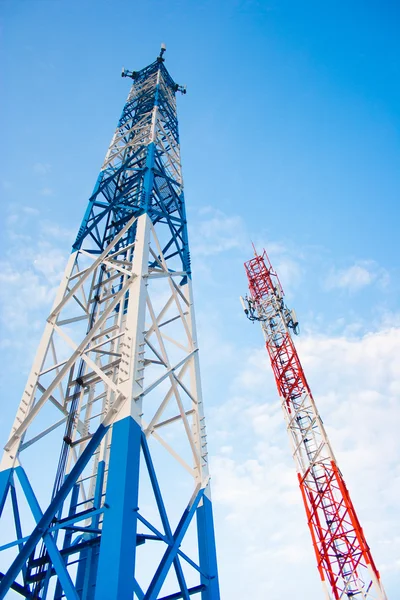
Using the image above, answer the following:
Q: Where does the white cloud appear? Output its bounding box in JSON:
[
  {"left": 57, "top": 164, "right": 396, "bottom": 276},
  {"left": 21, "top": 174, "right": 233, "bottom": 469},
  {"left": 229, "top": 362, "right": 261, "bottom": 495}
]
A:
[
  {"left": 0, "top": 207, "right": 71, "bottom": 356},
  {"left": 22, "top": 206, "right": 40, "bottom": 216},
  {"left": 39, "top": 187, "right": 54, "bottom": 196},
  {"left": 6, "top": 213, "right": 18, "bottom": 226},
  {"left": 1, "top": 180, "right": 14, "bottom": 190},
  {"left": 31, "top": 162, "right": 54, "bottom": 197},
  {"left": 249, "top": 240, "right": 305, "bottom": 292},
  {"left": 274, "top": 255, "right": 302, "bottom": 289},
  {"left": 190, "top": 207, "right": 247, "bottom": 256},
  {"left": 325, "top": 260, "right": 389, "bottom": 292},
  {"left": 40, "top": 221, "right": 75, "bottom": 241},
  {"left": 33, "top": 162, "right": 51, "bottom": 175},
  {"left": 189, "top": 207, "right": 304, "bottom": 295}
]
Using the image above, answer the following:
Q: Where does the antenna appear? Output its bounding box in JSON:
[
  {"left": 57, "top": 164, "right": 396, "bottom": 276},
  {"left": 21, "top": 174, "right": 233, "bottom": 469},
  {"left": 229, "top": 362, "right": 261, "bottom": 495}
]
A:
[{"left": 159, "top": 42, "right": 167, "bottom": 61}]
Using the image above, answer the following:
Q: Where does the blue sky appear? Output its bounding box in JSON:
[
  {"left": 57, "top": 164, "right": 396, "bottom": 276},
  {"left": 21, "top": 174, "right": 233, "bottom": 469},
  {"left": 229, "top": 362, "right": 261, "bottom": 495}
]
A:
[{"left": 1, "top": 1, "right": 400, "bottom": 598}]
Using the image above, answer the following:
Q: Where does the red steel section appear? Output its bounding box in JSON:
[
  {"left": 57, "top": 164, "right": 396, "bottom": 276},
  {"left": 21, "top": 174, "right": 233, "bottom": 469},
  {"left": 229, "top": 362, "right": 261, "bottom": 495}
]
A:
[{"left": 244, "top": 250, "right": 384, "bottom": 600}]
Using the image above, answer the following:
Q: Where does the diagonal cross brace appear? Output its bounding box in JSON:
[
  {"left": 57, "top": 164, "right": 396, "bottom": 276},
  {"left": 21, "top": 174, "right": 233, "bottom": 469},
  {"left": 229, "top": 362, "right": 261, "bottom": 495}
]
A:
[
  {"left": 143, "top": 486, "right": 205, "bottom": 599},
  {"left": 0, "top": 424, "right": 109, "bottom": 599},
  {"left": 15, "top": 467, "right": 79, "bottom": 600},
  {"left": 141, "top": 434, "right": 190, "bottom": 600}
]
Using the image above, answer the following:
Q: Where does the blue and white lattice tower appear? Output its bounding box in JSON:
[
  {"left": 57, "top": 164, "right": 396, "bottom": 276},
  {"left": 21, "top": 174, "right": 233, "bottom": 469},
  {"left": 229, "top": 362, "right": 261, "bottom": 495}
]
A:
[{"left": 0, "top": 46, "right": 220, "bottom": 600}]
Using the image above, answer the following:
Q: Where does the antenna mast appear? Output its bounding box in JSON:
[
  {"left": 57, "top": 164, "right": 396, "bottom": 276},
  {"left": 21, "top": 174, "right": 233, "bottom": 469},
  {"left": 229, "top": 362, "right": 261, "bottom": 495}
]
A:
[{"left": 241, "top": 249, "right": 387, "bottom": 600}]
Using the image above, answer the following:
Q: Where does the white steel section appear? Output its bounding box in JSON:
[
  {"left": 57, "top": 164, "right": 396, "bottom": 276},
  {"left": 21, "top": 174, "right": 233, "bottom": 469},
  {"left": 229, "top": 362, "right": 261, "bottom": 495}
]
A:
[
  {"left": 256, "top": 293, "right": 336, "bottom": 479},
  {"left": 0, "top": 252, "right": 76, "bottom": 470},
  {"left": 149, "top": 68, "right": 160, "bottom": 143},
  {"left": 117, "top": 212, "right": 150, "bottom": 422},
  {"left": 185, "top": 279, "right": 210, "bottom": 491},
  {"left": 2, "top": 214, "right": 212, "bottom": 500},
  {"left": 101, "top": 70, "right": 158, "bottom": 173},
  {"left": 0, "top": 215, "right": 139, "bottom": 474}
]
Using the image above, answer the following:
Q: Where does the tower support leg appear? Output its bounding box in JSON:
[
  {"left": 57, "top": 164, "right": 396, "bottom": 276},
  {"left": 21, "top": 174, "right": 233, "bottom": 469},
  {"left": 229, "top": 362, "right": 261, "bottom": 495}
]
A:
[
  {"left": 197, "top": 492, "right": 220, "bottom": 600},
  {"left": 94, "top": 416, "right": 141, "bottom": 600}
]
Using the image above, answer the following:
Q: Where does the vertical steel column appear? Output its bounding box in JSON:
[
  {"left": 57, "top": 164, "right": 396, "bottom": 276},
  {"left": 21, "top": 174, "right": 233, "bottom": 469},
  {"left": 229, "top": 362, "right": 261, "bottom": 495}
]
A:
[{"left": 95, "top": 212, "right": 151, "bottom": 599}]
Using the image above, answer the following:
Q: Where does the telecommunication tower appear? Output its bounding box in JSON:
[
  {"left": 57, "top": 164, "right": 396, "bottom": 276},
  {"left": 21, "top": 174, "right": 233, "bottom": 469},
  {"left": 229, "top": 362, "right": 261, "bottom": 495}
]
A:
[
  {"left": 241, "top": 249, "right": 387, "bottom": 600},
  {"left": 0, "top": 46, "right": 220, "bottom": 600}
]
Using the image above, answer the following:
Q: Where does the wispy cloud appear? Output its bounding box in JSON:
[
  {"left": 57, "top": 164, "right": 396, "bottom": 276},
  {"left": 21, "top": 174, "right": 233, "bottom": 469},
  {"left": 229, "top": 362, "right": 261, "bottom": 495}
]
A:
[
  {"left": 32, "top": 162, "right": 54, "bottom": 196},
  {"left": 39, "top": 187, "right": 54, "bottom": 196},
  {"left": 40, "top": 221, "right": 75, "bottom": 240},
  {"left": 1, "top": 180, "right": 14, "bottom": 190},
  {"left": 190, "top": 207, "right": 247, "bottom": 256},
  {"left": 325, "top": 260, "right": 389, "bottom": 292},
  {"left": 22, "top": 206, "right": 40, "bottom": 216},
  {"left": 0, "top": 205, "right": 72, "bottom": 359},
  {"left": 189, "top": 207, "right": 305, "bottom": 293},
  {"left": 33, "top": 162, "right": 51, "bottom": 175}
]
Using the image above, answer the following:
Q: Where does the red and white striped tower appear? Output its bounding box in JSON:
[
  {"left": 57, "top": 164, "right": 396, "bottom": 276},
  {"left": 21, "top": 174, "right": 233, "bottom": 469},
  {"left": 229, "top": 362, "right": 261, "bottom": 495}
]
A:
[{"left": 242, "top": 249, "right": 387, "bottom": 600}]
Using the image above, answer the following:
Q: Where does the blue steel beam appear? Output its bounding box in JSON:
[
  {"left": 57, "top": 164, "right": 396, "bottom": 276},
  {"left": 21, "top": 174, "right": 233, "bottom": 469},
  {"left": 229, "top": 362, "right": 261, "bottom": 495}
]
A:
[
  {"left": 144, "top": 487, "right": 205, "bottom": 599},
  {"left": 0, "top": 468, "right": 12, "bottom": 517},
  {"left": 0, "top": 424, "right": 109, "bottom": 599},
  {"left": 94, "top": 417, "right": 141, "bottom": 600},
  {"left": 196, "top": 496, "right": 220, "bottom": 599},
  {"left": 141, "top": 433, "right": 190, "bottom": 600}
]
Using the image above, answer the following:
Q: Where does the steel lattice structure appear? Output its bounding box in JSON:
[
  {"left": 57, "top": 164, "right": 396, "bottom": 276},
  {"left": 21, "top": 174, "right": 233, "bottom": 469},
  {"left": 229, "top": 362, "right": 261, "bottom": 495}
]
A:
[
  {"left": 0, "top": 48, "right": 220, "bottom": 600},
  {"left": 242, "top": 250, "right": 387, "bottom": 600}
]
